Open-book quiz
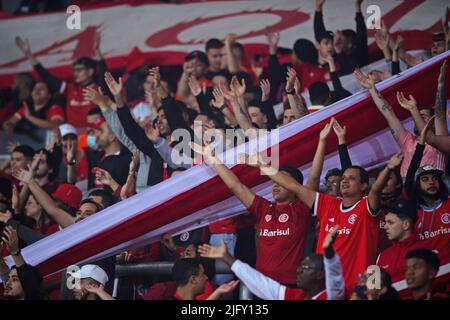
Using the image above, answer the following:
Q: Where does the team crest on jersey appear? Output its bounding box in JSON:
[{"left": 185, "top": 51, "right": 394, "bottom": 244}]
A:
[
  {"left": 265, "top": 214, "right": 272, "bottom": 222},
  {"left": 278, "top": 213, "right": 289, "bottom": 223},
  {"left": 441, "top": 213, "right": 450, "bottom": 224},
  {"left": 348, "top": 214, "right": 357, "bottom": 225},
  {"left": 180, "top": 232, "right": 190, "bottom": 242}
]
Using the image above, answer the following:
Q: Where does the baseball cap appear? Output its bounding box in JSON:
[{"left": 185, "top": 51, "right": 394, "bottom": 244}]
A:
[
  {"left": 71, "top": 265, "right": 109, "bottom": 286},
  {"left": 386, "top": 199, "right": 419, "bottom": 224},
  {"left": 52, "top": 183, "right": 82, "bottom": 209},
  {"left": 59, "top": 124, "right": 78, "bottom": 138},
  {"left": 317, "top": 30, "right": 334, "bottom": 43},
  {"left": 92, "top": 116, "right": 106, "bottom": 130},
  {"left": 414, "top": 165, "right": 444, "bottom": 182}
]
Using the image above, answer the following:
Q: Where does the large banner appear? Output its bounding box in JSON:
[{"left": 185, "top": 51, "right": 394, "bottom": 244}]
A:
[
  {"left": 3, "top": 51, "right": 448, "bottom": 284},
  {"left": 0, "top": 0, "right": 447, "bottom": 87}
]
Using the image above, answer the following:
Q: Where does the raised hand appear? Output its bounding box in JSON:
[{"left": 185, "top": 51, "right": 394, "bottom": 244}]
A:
[
  {"left": 265, "top": 27, "right": 280, "bottom": 54},
  {"left": 225, "top": 33, "right": 238, "bottom": 45},
  {"left": 148, "top": 67, "right": 161, "bottom": 88},
  {"left": 211, "top": 88, "right": 225, "bottom": 109},
  {"left": 323, "top": 224, "right": 339, "bottom": 250},
  {"left": 238, "top": 150, "right": 269, "bottom": 168},
  {"left": 230, "top": 76, "right": 246, "bottom": 97},
  {"left": 161, "top": 233, "right": 177, "bottom": 252},
  {"left": 95, "top": 168, "right": 115, "bottom": 186},
  {"left": 396, "top": 91, "right": 418, "bottom": 112},
  {"left": 15, "top": 36, "right": 31, "bottom": 54},
  {"left": 183, "top": 60, "right": 195, "bottom": 76},
  {"left": 216, "top": 280, "right": 240, "bottom": 294},
  {"left": 189, "top": 141, "right": 219, "bottom": 166},
  {"left": 332, "top": 118, "right": 347, "bottom": 142},
  {"left": 285, "top": 67, "right": 297, "bottom": 93},
  {"left": 198, "top": 239, "right": 228, "bottom": 259},
  {"left": 104, "top": 72, "right": 123, "bottom": 97},
  {"left": 320, "top": 119, "right": 334, "bottom": 141},
  {"left": 13, "top": 165, "right": 34, "bottom": 184},
  {"left": 144, "top": 123, "right": 160, "bottom": 143},
  {"left": 260, "top": 79, "right": 271, "bottom": 102},
  {"left": 2, "top": 226, "right": 19, "bottom": 253},
  {"left": 354, "top": 68, "right": 375, "bottom": 89},
  {"left": 374, "top": 27, "right": 390, "bottom": 51},
  {"left": 393, "top": 35, "right": 404, "bottom": 52},
  {"left": 188, "top": 75, "right": 202, "bottom": 97},
  {"left": 31, "top": 150, "right": 43, "bottom": 172},
  {"left": 315, "top": 0, "right": 326, "bottom": 11},
  {"left": 387, "top": 152, "right": 403, "bottom": 170},
  {"left": 218, "top": 81, "right": 237, "bottom": 102},
  {"left": 66, "top": 139, "right": 76, "bottom": 163},
  {"left": 83, "top": 87, "right": 106, "bottom": 106},
  {"left": 84, "top": 283, "right": 104, "bottom": 295}
]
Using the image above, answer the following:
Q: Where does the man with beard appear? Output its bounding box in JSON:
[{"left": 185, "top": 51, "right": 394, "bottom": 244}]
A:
[{"left": 70, "top": 264, "right": 114, "bottom": 300}]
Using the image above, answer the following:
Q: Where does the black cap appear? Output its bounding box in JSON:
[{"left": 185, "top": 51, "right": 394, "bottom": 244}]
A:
[
  {"left": 386, "top": 199, "right": 419, "bottom": 225},
  {"left": 185, "top": 50, "right": 209, "bottom": 67},
  {"left": 316, "top": 30, "right": 334, "bottom": 43}
]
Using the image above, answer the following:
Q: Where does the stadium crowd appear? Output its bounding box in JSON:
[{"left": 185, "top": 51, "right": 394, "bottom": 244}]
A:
[{"left": 0, "top": 0, "right": 450, "bottom": 300}]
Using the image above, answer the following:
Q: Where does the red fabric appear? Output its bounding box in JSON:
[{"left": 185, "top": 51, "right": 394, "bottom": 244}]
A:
[
  {"left": 401, "top": 291, "right": 449, "bottom": 300},
  {"left": 376, "top": 234, "right": 430, "bottom": 282},
  {"left": 29, "top": 56, "right": 447, "bottom": 279},
  {"left": 284, "top": 287, "right": 327, "bottom": 300},
  {"left": 248, "top": 195, "right": 310, "bottom": 285},
  {"left": 293, "top": 63, "right": 329, "bottom": 92},
  {"left": 377, "top": 212, "right": 392, "bottom": 256},
  {"left": 208, "top": 217, "right": 238, "bottom": 234},
  {"left": 315, "top": 194, "right": 380, "bottom": 290},
  {"left": 63, "top": 82, "right": 99, "bottom": 128},
  {"left": 127, "top": 243, "right": 161, "bottom": 263},
  {"left": 144, "top": 280, "right": 214, "bottom": 300},
  {"left": 416, "top": 198, "right": 450, "bottom": 262},
  {"left": 14, "top": 103, "right": 65, "bottom": 121}
]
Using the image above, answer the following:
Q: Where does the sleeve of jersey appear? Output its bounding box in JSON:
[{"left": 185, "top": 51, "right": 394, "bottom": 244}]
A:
[
  {"left": 247, "top": 195, "right": 270, "bottom": 220},
  {"left": 313, "top": 192, "right": 331, "bottom": 219},
  {"left": 46, "top": 105, "right": 65, "bottom": 121},
  {"left": 324, "top": 254, "right": 346, "bottom": 300},
  {"left": 231, "top": 260, "right": 286, "bottom": 300},
  {"left": 364, "top": 197, "right": 380, "bottom": 217}
]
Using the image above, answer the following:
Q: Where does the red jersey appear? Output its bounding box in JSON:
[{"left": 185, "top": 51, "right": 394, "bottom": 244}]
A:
[
  {"left": 208, "top": 217, "right": 238, "bottom": 234},
  {"left": 284, "top": 287, "right": 327, "bottom": 300},
  {"left": 313, "top": 193, "right": 380, "bottom": 289},
  {"left": 15, "top": 103, "right": 65, "bottom": 122},
  {"left": 416, "top": 198, "right": 450, "bottom": 262},
  {"left": 376, "top": 234, "right": 429, "bottom": 282},
  {"left": 62, "top": 82, "right": 98, "bottom": 128},
  {"left": 293, "top": 63, "right": 329, "bottom": 92},
  {"left": 248, "top": 195, "right": 310, "bottom": 285}
]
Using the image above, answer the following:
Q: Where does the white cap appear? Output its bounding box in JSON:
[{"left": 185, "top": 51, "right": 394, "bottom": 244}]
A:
[
  {"left": 59, "top": 123, "right": 78, "bottom": 137},
  {"left": 78, "top": 264, "right": 109, "bottom": 286}
]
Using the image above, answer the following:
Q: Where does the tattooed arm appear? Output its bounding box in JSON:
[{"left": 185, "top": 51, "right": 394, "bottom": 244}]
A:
[{"left": 433, "top": 61, "right": 449, "bottom": 136}]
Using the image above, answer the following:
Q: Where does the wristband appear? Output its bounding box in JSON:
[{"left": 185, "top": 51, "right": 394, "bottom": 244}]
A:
[
  {"left": 10, "top": 249, "right": 21, "bottom": 256},
  {"left": 219, "top": 105, "right": 227, "bottom": 112}
]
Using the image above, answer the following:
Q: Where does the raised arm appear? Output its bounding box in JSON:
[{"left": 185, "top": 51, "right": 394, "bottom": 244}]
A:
[
  {"left": 198, "top": 240, "right": 285, "bottom": 300},
  {"left": 13, "top": 167, "right": 74, "bottom": 228},
  {"left": 285, "top": 68, "right": 308, "bottom": 119},
  {"left": 322, "top": 225, "right": 346, "bottom": 300},
  {"left": 433, "top": 60, "right": 449, "bottom": 136},
  {"left": 241, "top": 152, "right": 316, "bottom": 208},
  {"left": 323, "top": 55, "right": 351, "bottom": 100},
  {"left": 354, "top": 0, "right": 369, "bottom": 67},
  {"left": 396, "top": 92, "right": 426, "bottom": 134},
  {"left": 211, "top": 88, "right": 239, "bottom": 127},
  {"left": 15, "top": 36, "right": 64, "bottom": 93},
  {"left": 368, "top": 152, "right": 403, "bottom": 213},
  {"left": 333, "top": 119, "right": 352, "bottom": 170},
  {"left": 314, "top": 0, "right": 327, "bottom": 42},
  {"left": 306, "top": 120, "right": 333, "bottom": 191},
  {"left": 354, "top": 69, "right": 406, "bottom": 142},
  {"left": 225, "top": 34, "right": 240, "bottom": 74}
]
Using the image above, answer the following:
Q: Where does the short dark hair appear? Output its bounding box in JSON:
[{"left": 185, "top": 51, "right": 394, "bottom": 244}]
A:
[
  {"left": 73, "top": 57, "right": 97, "bottom": 70},
  {"left": 172, "top": 259, "right": 201, "bottom": 287},
  {"left": 325, "top": 168, "right": 342, "bottom": 181},
  {"left": 342, "top": 29, "right": 357, "bottom": 47},
  {"left": 309, "top": 82, "right": 330, "bottom": 106},
  {"left": 87, "top": 106, "right": 102, "bottom": 117},
  {"left": 12, "top": 145, "right": 35, "bottom": 160},
  {"left": 406, "top": 249, "right": 440, "bottom": 273},
  {"left": 88, "top": 189, "right": 117, "bottom": 208},
  {"left": 205, "top": 38, "right": 224, "bottom": 51},
  {"left": 185, "top": 50, "right": 209, "bottom": 67},
  {"left": 279, "top": 166, "right": 304, "bottom": 185},
  {"left": 79, "top": 198, "right": 103, "bottom": 213},
  {"left": 293, "top": 39, "right": 318, "bottom": 65},
  {"left": 344, "top": 166, "right": 369, "bottom": 184}
]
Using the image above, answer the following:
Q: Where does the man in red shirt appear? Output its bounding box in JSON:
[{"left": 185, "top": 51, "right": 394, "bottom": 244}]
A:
[
  {"left": 244, "top": 150, "right": 403, "bottom": 290},
  {"left": 412, "top": 166, "right": 450, "bottom": 264},
  {"left": 15, "top": 35, "right": 106, "bottom": 129},
  {"left": 205, "top": 149, "right": 311, "bottom": 286},
  {"left": 376, "top": 199, "right": 428, "bottom": 282}
]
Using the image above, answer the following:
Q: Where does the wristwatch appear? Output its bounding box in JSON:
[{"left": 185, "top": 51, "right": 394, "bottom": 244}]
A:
[
  {"left": 10, "top": 249, "right": 21, "bottom": 256},
  {"left": 68, "top": 159, "right": 76, "bottom": 166},
  {"left": 219, "top": 105, "right": 227, "bottom": 112},
  {"left": 284, "top": 88, "right": 294, "bottom": 95}
]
